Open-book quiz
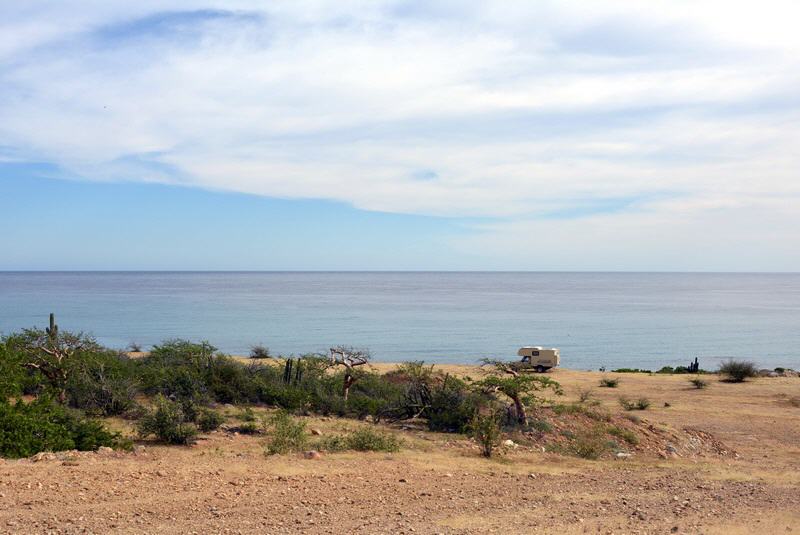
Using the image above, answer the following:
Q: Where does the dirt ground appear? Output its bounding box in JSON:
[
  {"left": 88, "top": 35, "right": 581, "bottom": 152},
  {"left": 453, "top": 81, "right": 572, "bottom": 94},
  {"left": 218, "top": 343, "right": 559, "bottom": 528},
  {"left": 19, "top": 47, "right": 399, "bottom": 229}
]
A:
[{"left": 1, "top": 367, "right": 799, "bottom": 534}]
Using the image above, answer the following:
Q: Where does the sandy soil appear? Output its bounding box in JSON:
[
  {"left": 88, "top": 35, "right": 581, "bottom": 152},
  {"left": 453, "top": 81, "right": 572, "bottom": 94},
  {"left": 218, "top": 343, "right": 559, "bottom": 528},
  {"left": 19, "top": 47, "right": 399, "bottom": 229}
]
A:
[{"left": 1, "top": 367, "right": 799, "bottom": 534}]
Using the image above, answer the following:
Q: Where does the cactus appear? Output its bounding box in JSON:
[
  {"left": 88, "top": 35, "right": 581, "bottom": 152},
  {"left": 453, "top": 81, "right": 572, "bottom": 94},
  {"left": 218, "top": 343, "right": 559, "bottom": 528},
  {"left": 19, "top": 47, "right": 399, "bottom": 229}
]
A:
[
  {"left": 46, "top": 313, "right": 58, "bottom": 340},
  {"left": 283, "top": 358, "right": 294, "bottom": 384}
]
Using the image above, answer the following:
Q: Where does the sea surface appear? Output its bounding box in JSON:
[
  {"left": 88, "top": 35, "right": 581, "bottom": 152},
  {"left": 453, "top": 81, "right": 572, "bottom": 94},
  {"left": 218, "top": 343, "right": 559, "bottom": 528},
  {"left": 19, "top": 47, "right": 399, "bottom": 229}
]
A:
[{"left": 0, "top": 272, "right": 798, "bottom": 370}]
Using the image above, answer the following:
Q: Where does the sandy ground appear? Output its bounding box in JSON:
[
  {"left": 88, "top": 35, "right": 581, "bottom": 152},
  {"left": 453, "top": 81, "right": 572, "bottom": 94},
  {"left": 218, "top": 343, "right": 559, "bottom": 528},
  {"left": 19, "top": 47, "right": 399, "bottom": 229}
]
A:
[{"left": 1, "top": 367, "right": 799, "bottom": 534}]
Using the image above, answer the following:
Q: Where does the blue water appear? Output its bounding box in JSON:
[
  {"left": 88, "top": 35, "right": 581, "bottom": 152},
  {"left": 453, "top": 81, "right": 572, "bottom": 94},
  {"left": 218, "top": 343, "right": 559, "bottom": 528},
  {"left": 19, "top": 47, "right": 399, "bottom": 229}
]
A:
[{"left": 0, "top": 272, "right": 798, "bottom": 370}]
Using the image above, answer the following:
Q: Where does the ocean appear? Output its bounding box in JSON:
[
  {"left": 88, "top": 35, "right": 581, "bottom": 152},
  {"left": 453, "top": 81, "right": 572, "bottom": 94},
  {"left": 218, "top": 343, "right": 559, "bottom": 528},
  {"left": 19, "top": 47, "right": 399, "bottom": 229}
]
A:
[{"left": 0, "top": 272, "right": 798, "bottom": 370}]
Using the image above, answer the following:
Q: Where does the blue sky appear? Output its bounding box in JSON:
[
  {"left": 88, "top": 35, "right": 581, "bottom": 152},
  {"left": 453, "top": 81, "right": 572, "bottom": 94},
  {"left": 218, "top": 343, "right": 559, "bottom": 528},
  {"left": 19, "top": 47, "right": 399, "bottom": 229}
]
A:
[{"left": 1, "top": 1, "right": 799, "bottom": 270}]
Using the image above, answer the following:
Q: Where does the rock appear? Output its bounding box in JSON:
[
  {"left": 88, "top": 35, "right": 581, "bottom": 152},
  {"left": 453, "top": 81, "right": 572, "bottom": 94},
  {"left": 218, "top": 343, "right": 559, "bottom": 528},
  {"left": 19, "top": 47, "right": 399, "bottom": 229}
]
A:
[
  {"left": 97, "top": 446, "right": 114, "bottom": 455},
  {"left": 616, "top": 452, "right": 632, "bottom": 459},
  {"left": 30, "top": 452, "right": 57, "bottom": 463},
  {"left": 62, "top": 460, "right": 80, "bottom": 467},
  {"left": 156, "top": 470, "right": 168, "bottom": 477},
  {"left": 398, "top": 478, "right": 408, "bottom": 483},
  {"left": 527, "top": 473, "right": 537, "bottom": 479},
  {"left": 666, "top": 444, "right": 678, "bottom": 454},
  {"left": 303, "top": 450, "right": 322, "bottom": 460},
  {"left": 767, "top": 372, "right": 780, "bottom": 378},
  {"left": 502, "top": 439, "right": 517, "bottom": 448},
  {"left": 310, "top": 428, "right": 323, "bottom": 436},
  {"left": 758, "top": 369, "right": 773, "bottom": 377}
]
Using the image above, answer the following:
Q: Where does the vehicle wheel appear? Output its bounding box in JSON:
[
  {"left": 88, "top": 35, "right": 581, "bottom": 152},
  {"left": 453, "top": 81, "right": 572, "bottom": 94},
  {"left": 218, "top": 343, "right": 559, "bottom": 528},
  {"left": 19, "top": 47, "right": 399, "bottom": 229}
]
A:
[{"left": 535, "top": 365, "right": 545, "bottom": 373}]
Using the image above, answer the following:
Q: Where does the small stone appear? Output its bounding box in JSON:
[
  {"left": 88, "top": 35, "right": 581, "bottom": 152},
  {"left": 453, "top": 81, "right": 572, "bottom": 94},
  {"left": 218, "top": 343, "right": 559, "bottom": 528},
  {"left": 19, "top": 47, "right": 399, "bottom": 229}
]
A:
[
  {"left": 310, "top": 429, "right": 323, "bottom": 436},
  {"left": 528, "top": 473, "right": 537, "bottom": 479},
  {"left": 398, "top": 478, "right": 408, "bottom": 483},
  {"left": 156, "top": 470, "right": 168, "bottom": 477},
  {"left": 303, "top": 450, "right": 322, "bottom": 460},
  {"left": 97, "top": 446, "right": 114, "bottom": 455}
]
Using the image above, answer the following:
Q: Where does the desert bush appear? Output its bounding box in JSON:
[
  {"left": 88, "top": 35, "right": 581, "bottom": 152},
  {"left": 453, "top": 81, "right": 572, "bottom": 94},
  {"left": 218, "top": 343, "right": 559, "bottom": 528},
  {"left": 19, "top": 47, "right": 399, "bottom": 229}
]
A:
[
  {"left": 0, "top": 397, "right": 121, "bottom": 458},
  {"left": 468, "top": 412, "right": 502, "bottom": 458},
  {"left": 249, "top": 345, "right": 271, "bottom": 359},
  {"left": 719, "top": 360, "right": 758, "bottom": 383},
  {"left": 426, "top": 375, "right": 482, "bottom": 432},
  {"left": 197, "top": 408, "right": 224, "bottom": 432},
  {"left": 569, "top": 426, "right": 611, "bottom": 460},
  {"left": 528, "top": 419, "right": 553, "bottom": 433},
  {"left": 234, "top": 421, "right": 262, "bottom": 434},
  {"left": 65, "top": 351, "right": 138, "bottom": 416},
  {"left": 316, "top": 427, "right": 401, "bottom": 453},
  {"left": 127, "top": 342, "right": 143, "bottom": 352},
  {"left": 689, "top": 377, "right": 709, "bottom": 389},
  {"left": 619, "top": 397, "right": 650, "bottom": 411},
  {"left": 265, "top": 410, "right": 308, "bottom": 455},
  {"left": 612, "top": 368, "right": 652, "bottom": 374},
  {"left": 577, "top": 387, "right": 594, "bottom": 403},
  {"left": 607, "top": 425, "right": 639, "bottom": 445},
  {"left": 237, "top": 407, "right": 257, "bottom": 422},
  {"left": 599, "top": 377, "right": 619, "bottom": 388},
  {"left": 137, "top": 395, "right": 197, "bottom": 445}
]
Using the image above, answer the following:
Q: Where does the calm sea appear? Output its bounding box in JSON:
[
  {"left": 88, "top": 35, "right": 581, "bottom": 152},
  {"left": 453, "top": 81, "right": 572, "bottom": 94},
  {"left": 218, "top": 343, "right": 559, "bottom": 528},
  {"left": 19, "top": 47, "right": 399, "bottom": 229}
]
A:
[{"left": 0, "top": 272, "right": 798, "bottom": 370}]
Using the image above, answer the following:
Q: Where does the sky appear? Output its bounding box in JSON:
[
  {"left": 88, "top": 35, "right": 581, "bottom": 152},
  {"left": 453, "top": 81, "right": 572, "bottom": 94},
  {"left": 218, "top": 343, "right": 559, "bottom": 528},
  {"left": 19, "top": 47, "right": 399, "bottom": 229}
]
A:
[{"left": 1, "top": 0, "right": 799, "bottom": 270}]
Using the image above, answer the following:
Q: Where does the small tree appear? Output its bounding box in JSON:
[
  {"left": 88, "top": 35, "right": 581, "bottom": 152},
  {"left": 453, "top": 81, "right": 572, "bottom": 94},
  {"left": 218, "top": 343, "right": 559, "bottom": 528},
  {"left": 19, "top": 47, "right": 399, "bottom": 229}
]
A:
[
  {"left": 11, "top": 314, "right": 98, "bottom": 403},
  {"left": 328, "top": 346, "right": 370, "bottom": 402},
  {"left": 469, "top": 411, "right": 502, "bottom": 458},
  {"left": 476, "top": 359, "right": 562, "bottom": 425}
]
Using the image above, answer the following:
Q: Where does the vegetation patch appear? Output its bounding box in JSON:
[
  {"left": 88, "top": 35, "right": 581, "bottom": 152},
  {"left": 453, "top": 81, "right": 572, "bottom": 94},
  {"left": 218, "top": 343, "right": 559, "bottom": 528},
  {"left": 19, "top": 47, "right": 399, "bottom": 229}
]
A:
[
  {"left": 265, "top": 410, "right": 308, "bottom": 455},
  {"left": 619, "top": 397, "right": 651, "bottom": 411},
  {"left": 599, "top": 377, "right": 619, "bottom": 388},
  {"left": 719, "top": 360, "right": 758, "bottom": 383},
  {"left": 689, "top": 377, "right": 709, "bottom": 389},
  {"left": 0, "top": 397, "right": 122, "bottom": 458},
  {"left": 137, "top": 395, "right": 198, "bottom": 445},
  {"left": 315, "top": 427, "right": 401, "bottom": 453}
]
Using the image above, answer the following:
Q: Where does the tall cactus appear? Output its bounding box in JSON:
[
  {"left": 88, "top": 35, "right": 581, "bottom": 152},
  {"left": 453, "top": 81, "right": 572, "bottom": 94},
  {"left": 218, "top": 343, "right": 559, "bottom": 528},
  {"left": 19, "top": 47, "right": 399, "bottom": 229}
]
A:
[
  {"left": 283, "top": 358, "right": 294, "bottom": 384},
  {"left": 46, "top": 313, "right": 59, "bottom": 341}
]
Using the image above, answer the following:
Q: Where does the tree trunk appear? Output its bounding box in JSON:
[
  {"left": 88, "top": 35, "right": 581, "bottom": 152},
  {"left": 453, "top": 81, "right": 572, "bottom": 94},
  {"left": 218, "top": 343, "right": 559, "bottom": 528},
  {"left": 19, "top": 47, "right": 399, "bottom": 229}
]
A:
[
  {"left": 343, "top": 373, "right": 354, "bottom": 402},
  {"left": 512, "top": 396, "right": 527, "bottom": 425}
]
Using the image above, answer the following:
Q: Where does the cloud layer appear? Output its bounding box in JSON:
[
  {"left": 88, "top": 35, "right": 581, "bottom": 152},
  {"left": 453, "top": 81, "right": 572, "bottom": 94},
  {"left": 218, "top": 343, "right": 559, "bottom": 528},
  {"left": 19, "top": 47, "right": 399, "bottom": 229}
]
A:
[{"left": 1, "top": 1, "right": 799, "bottom": 267}]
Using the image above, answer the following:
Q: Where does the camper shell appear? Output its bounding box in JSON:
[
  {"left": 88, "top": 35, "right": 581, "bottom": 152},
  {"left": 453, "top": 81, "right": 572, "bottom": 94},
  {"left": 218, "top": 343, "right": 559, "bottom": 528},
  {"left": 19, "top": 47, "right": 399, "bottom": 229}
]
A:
[{"left": 512, "top": 346, "right": 560, "bottom": 372}]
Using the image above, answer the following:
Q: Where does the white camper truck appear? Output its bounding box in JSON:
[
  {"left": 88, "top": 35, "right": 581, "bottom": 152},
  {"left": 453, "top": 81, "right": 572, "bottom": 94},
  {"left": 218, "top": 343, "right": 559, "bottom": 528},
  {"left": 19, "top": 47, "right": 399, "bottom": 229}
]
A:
[{"left": 514, "top": 346, "right": 560, "bottom": 372}]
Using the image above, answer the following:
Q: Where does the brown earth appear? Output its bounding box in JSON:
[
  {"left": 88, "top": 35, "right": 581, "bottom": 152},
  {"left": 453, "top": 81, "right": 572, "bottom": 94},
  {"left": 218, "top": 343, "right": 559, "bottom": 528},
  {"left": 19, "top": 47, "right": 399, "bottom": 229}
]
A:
[{"left": 1, "top": 367, "right": 799, "bottom": 534}]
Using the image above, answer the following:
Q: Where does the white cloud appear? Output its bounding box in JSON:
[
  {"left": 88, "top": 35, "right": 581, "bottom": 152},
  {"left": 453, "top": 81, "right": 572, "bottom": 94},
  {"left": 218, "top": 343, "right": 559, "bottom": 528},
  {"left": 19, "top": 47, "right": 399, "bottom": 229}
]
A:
[{"left": 1, "top": 1, "right": 799, "bottom": 267}]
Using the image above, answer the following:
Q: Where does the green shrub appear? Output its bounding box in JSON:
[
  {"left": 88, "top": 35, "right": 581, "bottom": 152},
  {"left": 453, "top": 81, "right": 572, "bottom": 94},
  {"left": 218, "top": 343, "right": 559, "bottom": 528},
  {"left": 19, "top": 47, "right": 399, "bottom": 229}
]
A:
[
  {"left": 137, "top": 395, "right": 197, "bottom": 445},
  {"left": 619, "top": 397, "right": 650, "bottom": 411},
  {"left": 317, "top": 427, "right": 401, "bottom": 453},
  {"left": 65, "top": 351, "right": 138, "bottom": 416},
  {"left": 569, "top": 426, "right": 610, "bottom": 460},
  {"left": 689, "top": 377, "right": 709, "bottom": 389},
  {"left": 0, "top": 398, "right": 121, "bottom": 458},
  {"left": 528, "top": 419, "right": 553, "bottom": 433},
  {"left": 249, "top": 345, "right": 271, "bottom": 359},
  {"left": 197, "top": 409, "right": 224, "bottom": 432},
  {"left": 468, "top": 412, "right": 502, "bottom": 458},
  {"left": 237, "top": 407, "right": 257, "bottom": 422},
  {"left": 719, "top": 360, "right": 758, "bottom": 383},
  {"left": 265, "top": 410, "right": 308, "bottom": 455},
  {"left": 612, "top": 368, "right": 652, "bottom": 374},
  {"left": 599, "top": 377, "right": 619, "bottom": 388},
  {"left": 235, "top": 421, "right": 262, "bottom": 435},
  {"left": 607, "top": 425, "right": 639, "bottom": 445}
]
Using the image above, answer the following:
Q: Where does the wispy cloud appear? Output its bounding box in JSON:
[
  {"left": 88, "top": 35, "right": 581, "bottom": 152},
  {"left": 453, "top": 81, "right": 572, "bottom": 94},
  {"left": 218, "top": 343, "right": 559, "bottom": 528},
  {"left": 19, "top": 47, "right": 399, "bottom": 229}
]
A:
[{"left": 1, "top": 1, "right": 799, "bottom": 267}]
